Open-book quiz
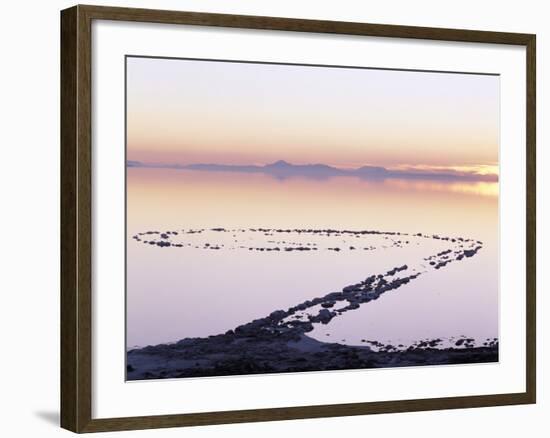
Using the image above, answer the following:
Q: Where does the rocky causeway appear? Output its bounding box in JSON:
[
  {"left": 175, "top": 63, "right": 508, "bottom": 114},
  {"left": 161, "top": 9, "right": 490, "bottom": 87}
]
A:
[{"left": 127, "top": 227, "right": 498, "bottom": 380}]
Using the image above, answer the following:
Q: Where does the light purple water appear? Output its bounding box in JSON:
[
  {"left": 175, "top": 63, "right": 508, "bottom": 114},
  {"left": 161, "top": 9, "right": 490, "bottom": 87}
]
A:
[{"left": 126, "top": 168, "right": 498, "bottom": 350}]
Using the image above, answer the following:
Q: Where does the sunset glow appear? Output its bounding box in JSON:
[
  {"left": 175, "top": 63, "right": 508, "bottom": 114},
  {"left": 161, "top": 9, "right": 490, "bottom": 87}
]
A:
[{"left": 126, "top": 56, "right": 499, "bottom": 173}]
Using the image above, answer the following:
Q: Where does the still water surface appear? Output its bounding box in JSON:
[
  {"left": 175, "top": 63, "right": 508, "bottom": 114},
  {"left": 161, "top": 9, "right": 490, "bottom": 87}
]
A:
[{"left": 126, "top": 168, "right": 498, "bottom": 349}]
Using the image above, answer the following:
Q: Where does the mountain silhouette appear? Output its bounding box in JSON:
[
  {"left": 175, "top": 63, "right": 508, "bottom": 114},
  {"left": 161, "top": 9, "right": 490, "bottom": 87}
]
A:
[{"left": 127, "top": 160, "right": 497, "bottom": 182}]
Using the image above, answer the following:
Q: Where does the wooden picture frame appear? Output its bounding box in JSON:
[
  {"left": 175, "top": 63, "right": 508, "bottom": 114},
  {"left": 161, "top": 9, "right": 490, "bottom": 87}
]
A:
[{"left": 61, "top": 4, "right": 536, "bottom": 433}]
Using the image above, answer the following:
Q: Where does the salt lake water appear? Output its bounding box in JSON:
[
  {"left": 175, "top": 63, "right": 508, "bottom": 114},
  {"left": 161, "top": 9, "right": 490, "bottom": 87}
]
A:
[{"left": 126, "top": 168, "right": 498, "bottom": 350}]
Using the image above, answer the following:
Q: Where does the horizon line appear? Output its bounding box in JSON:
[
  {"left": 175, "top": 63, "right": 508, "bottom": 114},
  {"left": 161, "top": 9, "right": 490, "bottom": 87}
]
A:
[{"left": 126, "top": 159, "right": 499, "bottom": 182}]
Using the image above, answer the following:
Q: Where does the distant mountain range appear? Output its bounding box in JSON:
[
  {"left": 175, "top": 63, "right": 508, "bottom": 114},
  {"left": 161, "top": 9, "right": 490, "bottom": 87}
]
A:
[{"left": 127, "top": 159, "right": 497, "bottom": 182}]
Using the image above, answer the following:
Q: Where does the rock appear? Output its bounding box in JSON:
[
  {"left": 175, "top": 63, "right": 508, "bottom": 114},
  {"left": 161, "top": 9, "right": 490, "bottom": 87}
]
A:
[
  {"left": 311, "top": 309, "right": 335, "bottom": 324},
  {"left": 463, "top": 247, "right": 481, "bottom": 257},
  {"left": 324, "top": 292, "right": 342, "bottom": 300},
  {"left": 268, "top": 310, "right": 287, "bottom": 321},
  {"left": 365, "top": 275, "right": 376, "bottom": 284}
]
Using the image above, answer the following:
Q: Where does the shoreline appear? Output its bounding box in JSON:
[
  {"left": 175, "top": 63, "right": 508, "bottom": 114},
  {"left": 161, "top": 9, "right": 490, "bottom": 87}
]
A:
[{"left": 127, "top": 332, "right": 498, "bottom": 380}]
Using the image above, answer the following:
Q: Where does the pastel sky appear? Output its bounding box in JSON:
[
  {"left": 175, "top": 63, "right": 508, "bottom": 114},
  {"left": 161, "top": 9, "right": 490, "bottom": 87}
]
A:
[{"left": 126, "top": 56, "right": 499, "bottom": 174}]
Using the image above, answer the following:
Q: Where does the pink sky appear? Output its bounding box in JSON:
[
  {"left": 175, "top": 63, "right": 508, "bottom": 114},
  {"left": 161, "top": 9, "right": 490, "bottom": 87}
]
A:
[{"left": 126, "top": 57, "right": 499, "bottom": 176}]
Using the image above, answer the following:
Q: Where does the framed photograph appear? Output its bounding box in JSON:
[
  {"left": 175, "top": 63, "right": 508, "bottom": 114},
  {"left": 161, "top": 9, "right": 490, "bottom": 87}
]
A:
[{"left": 60, "top": 4, "right": 536, "bottom": 433}]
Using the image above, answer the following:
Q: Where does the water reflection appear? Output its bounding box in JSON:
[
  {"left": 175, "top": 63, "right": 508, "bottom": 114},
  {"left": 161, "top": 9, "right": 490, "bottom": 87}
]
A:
[{"left": 126, "top": 168, "right": 498, "bottom": 349}]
